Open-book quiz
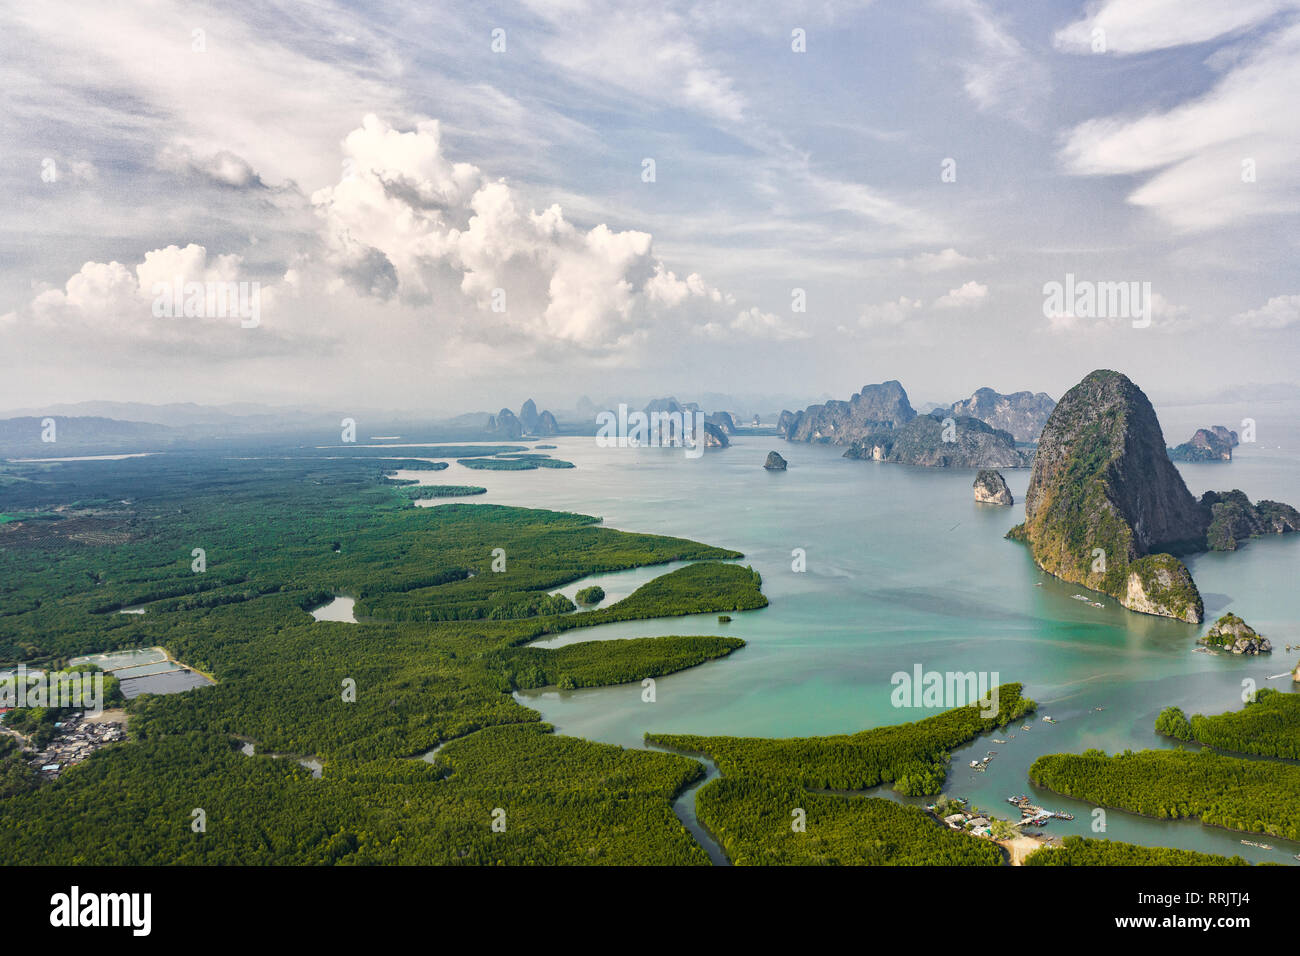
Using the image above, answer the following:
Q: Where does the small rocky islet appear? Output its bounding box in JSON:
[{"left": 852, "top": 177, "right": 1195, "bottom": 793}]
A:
[
  {"left": 973, "top": 469, "right": 1013, "bottom": 505},
  {"left": 1199, "top": 613, "right": 1271, "bottom": 655},
  {"left": 1169, "top": 425, "right": 1238, "bottom": 462}
]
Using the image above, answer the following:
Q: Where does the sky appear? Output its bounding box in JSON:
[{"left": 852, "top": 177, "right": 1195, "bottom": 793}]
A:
[{"left": 2, "top": 0, "right": 1298, "bottom": 416}]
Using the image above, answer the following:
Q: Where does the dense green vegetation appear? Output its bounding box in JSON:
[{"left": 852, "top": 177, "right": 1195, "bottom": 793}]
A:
[
  {"left": 0, "top": 512, "right": 56, "bottom": 524},
  {"left": 0, "top": 724, "right": 713, "bottom": 864},
  {"left": 457, "top": 458, "right": 538, "bottom": 471},
  {"left": 508, "top": 635, "right": 743, "bottom": 689},
  {"left": 1208, "top": 501, "right": 1243, "bottom": 551},
  {"left": 1157, "top": 690, "right": 1300, "bottom": 758},
  {"left": 1025, "top": 836, "right": 1251, "bottom": 866},
  {"left": 457, "top": 457, "right": 575, "bottom": 471},
  {"left": 1029, "top": 748, "right": 1300, "bottom": 840},
  {"left": 649, "top": 684, "right": 1034, "bottom": 796},
  {"left": 400, "top": 485, "right": 487, "bottom": 500},
  {"left": 381, "top": 460, "right": 449, "bottom": 473},
  {"left": 0, "top": 452, "right": 745, "bottom": 659},
  {"left": 0, "top": 736, "right": 41, "bottom": 798},
  {"left": 297, "top": 445, "right": 526, "bottom": 459},
  {"left": 548, "top": 562, "right": 765, "bottom": 630},
  {"left": 1203, "top": 489, "right": 1300, "bottom": 551},
  {"left": 695, "top": 777, "right": 1004, "bottom": 865},
  {"left": 3, "top": 707, "right": 65, "bottom": 748},
  {"left": 0, "top": 452, "right": 761, "bottom": 863},
  {"left": 575, "top": 585, "right": 604, "bottom": 604},
  {"left": 1154, "top": 706, "right": 1193, "bottom": 741}
]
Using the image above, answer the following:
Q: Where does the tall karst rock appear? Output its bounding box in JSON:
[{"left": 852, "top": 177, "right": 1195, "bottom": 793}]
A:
[
  {"left": 779, "top": 381, "right": 916, "bottom": 444},
  {"left": 1009, "top": 370, "right": 1208, "bottom": 622},
  {"left": 948, "top": 388, "right": 1056, "bottom": 443},
  {"left": 842, "top": 413, "right": 1030, "bottom": 468},
  {"left": 488, "top": 408, "right": 524, "bottom": 439},
  {"left": 518, "top": 399, "right": 541, "bottom": 434},
  {"left": 536, "top": 410, "right": 559, "bottom": 436}
]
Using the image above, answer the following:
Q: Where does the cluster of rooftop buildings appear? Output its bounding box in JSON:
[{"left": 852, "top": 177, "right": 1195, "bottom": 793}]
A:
[{"left": 28, "top": 714, "right": 126, "bottom": 776}]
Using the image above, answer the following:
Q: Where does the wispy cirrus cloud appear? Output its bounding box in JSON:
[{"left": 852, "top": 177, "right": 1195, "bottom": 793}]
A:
[
  {"left": 1057, "top": 12, "right": 1300, "bottom": 231},
  {"left": 937, "top": 0, "right": 1048, "bottom": 122},
  {"left": 1054, "top": 0, "right": 1300, "bottom": 54}
]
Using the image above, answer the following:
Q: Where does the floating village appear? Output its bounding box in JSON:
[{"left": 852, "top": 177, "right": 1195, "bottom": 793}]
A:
[{"left": 927, "top": 794, "right": 1074, "bottom": 837}]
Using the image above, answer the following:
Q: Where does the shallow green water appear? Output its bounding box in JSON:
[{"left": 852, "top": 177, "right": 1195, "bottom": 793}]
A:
[{"left": 401, "top": 412, "right": 1300, "bottom": 864}]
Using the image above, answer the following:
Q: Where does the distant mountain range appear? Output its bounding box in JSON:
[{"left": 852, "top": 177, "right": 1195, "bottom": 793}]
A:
[
  {"left": 775, "top": 382, "right": 1053, "bottom": 467},
  {"left": 0, "top": 416, "right": 178, "bottom": 454},
  {"left": 778, "top": 383, "right": 1055, "bottom": 447},
  {"left": 13, "top": 379, "right": 1299, "bottom": 461},
  {"left": 844, "top": 413, "right": 1031, "bottom": 468},
  {"left": 0, "top": 401, "right": 329, "bottom": 430}
]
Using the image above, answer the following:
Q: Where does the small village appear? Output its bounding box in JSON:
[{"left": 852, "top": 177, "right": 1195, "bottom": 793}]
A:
[
  {"left": 1, "top": 710, "right": 128, "bottom": 777},
  {"left": 929, "top": 795, "right": 1071, "bottom": 835},
  {"left": 929, "top": 799, "right": 1000, "bottom": 837}
]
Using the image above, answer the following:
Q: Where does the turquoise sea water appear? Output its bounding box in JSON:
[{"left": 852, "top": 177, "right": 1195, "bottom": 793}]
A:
[{"left": 397, "top": 406, "right": 1300, "bottom": 863}]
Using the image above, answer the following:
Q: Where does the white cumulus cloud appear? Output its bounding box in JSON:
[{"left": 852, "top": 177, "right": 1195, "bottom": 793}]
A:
[
  {"left": 859, "top": 296, "right": 924, "bottom": 327},
  {"left": 1231, "top": 293, "right": 1300, "bottom": 328},
  {"left": 934, "top": 281, "right": 988, "bottom": 308}
]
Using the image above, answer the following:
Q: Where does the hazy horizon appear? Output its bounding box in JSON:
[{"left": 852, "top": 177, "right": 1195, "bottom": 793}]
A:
[{"left": 8, "top": 377, "right": 1300, "bottom": 424}]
